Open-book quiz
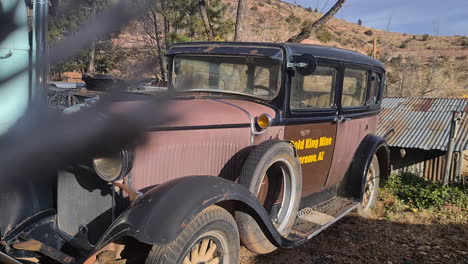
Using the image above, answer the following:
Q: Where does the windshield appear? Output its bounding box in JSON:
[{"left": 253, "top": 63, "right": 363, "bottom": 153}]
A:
[{"left": 172, "top": 55, "right": 282, "bottom": 100}]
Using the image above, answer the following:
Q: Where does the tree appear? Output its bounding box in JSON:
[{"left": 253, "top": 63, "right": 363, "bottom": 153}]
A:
[
  {"left": 48, "top": 0, "right": 114, "bottom": 76},
  {"left": 137, "top": 0, "right": 233, "bottom": 83},
  {"left": 234, "top": 0, "right": 246, "bottom": 41},
  {"left": 198, "top": 0, "right": 214, "bottom": 40},
  {"left": 287, "top": 0, "right": 346, "bottom": 43},
  {"left": 357, "top": 19, "right": 362, "bottom": 26},
  {"left": 141, "top": 0, "right": 167, "bottom": 82},
  {"left": 87, "top": 0, "right": 98, "bottom": 74}
]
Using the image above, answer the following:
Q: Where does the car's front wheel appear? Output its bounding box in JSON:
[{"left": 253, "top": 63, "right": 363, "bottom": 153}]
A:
[{"left": 145, "top": 205, "right": 240, "bottom": 264}]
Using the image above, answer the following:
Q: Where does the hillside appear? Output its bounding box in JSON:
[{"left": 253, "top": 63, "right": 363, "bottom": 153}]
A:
[
  {"left": 219, "top": 0, "right": 468, "bottom": 97},
  {"left": 108, "top": 0, "right": 467, "bottom": 98}
]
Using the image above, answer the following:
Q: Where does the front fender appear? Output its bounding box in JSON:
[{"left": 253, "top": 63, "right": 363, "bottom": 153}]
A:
[{"left": 96, "top": 176, "right": 305, "bottom": 249}]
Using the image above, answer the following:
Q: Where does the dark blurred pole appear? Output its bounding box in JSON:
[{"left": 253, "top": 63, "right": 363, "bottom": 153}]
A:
[{"left": 33, "top": 0, "right": 48, "bottom": 105}]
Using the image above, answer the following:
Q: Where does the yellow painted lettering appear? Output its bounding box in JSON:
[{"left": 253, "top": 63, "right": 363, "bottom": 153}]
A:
[
  {"left": 318, "top": 151, "right": 325, "bottom": 161},
  {"left": 319, "top": 137, "right": 333, "bottom": 147},
  {"left": 297, "top": 139, "right": 305, "bottom": 150}
]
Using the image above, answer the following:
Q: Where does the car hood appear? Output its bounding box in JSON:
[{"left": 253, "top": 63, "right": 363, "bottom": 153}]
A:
[{"left": 160, "top": 98, "right": 277, "bottom": 129}]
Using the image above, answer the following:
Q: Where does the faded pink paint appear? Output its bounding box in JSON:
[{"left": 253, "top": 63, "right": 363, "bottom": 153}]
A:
[
  {"left": 325, "top": 116, "right": 379, "bottom": 188},
  {"left": 220, "top": 99, "right": 277, "bottom": 121},
  {"left": 254, "top": 126, "right": 285, "bottom": 145},
  {"left": 163, "top": 99, "right": 276, "bottom": 128},
  {"left": 131, "top": 99, "right": 278, "bottom": 191}
]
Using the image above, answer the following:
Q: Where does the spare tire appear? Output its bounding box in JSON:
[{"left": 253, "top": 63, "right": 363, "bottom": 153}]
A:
[{"left": 236, "top": 140, "right": 302, "bottom": 254}]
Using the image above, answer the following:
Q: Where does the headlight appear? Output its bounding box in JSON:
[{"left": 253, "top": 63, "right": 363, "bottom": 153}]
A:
[{"left": 93, "top": 150, "right": 133, "bottom": 182}]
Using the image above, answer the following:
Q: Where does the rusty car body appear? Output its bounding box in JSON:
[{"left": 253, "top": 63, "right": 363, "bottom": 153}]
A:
[{"left": 1, "top": 42, "right": 389, "bottom": 264}]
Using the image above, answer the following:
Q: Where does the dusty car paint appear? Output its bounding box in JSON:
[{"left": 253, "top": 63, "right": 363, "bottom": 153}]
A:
[
  {"left": 325, "top": 115, "right": 379, "bottom": 188},
  {"left": 131, "top": 98, "right": 279, "bottom": 189}
]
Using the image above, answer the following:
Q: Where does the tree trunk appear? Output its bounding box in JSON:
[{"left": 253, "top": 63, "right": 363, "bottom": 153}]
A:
[
  {"left": 287, "top": 0, "right": 346, "bottom": 43},
  {"left": 150, "top": 6, "right": 166, "bottom": 83},
  {"left": 160, "top": 0, "right": 170, "bottom": 47},
  {"left": 87, "top": 41, "right": 96, "bottom": 74},
  {"left": 87, "top": 0, "right": 97, "bottom": 74},
  {"left": 234, "top": 0, "right": 246, "bottom": 41},
  {"left": 198, "top": 0, "right": 214, "bottom": 40}
]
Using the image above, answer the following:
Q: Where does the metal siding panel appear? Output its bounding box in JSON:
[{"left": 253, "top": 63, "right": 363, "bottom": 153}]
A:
[{"left": 378, "top": 98, "right": 468, "bottom": 152}]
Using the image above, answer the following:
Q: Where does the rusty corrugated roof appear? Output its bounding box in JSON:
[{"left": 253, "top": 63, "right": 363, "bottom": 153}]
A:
[{"left": 377, "top": 97, "right": 468, "bottom": 152}]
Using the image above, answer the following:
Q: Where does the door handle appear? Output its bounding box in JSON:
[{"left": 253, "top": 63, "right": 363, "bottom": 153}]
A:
[
  {"left": 0, "top": 50, "right": 13, "bottom": 60},
  {"left": 334, "top": 115, "right": 351, "bottom": 123}
]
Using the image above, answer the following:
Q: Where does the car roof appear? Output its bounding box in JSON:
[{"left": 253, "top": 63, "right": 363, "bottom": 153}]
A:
[{"left": 169, "top": 42, "right": 385, "bottom": 70}]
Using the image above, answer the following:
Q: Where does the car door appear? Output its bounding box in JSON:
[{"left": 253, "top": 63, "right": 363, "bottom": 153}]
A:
[
  {"left": 284, "top": 60, "right": 339, "bottom": 196},
  {"left": 325, "top": 65, "right": 383, "bottom": 188}
]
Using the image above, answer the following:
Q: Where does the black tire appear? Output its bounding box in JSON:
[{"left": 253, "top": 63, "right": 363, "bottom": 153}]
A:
[
  {"left": 145, "top": 205, "right": 240, "bottom": 264},
  {"left": 236, "top": 140, "right": 302, "bottom": 254},
  {"left": 357, "top": 154, "right": 380, "bottom": 218}
]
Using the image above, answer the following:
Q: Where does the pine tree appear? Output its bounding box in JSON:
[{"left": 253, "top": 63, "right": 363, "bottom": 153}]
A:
[
  {"left": 48, "top": 0, "right": 113, "bottom": 75},
  {"left": 357, "top": 19, "right": 362, "bottom": 26}
]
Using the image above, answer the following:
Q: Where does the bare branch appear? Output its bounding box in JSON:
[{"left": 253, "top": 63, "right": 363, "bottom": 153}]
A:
[{"left": 287, "top": 0, "right": 346, "bottom": 43}]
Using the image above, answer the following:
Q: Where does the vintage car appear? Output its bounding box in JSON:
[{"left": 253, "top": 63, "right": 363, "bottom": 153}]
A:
[{"left": 1, "top": 42, "right": 389, "bottom": 264}]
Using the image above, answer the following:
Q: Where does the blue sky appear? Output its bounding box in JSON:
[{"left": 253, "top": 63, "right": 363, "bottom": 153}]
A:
[{"left": 283, "top": 0, "right": 468, "bottom": 36}]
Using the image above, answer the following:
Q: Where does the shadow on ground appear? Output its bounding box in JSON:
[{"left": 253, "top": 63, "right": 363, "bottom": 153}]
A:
[{"left": 240, "top": 213, "right": 468, "bottom": 264}]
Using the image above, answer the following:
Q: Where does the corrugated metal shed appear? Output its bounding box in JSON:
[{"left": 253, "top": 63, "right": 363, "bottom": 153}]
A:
[{"left": 378, "top": 97, "right": 468, "bottom": 152}]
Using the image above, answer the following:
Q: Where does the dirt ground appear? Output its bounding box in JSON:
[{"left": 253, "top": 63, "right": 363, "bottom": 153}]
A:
[{"left": 239, "top": 201, "right": 468, "bottom": 264}]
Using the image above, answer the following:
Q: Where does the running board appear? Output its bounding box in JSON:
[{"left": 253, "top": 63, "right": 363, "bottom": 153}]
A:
[{"left": 291, "top": 197, "right": 360, "bottom": 239}]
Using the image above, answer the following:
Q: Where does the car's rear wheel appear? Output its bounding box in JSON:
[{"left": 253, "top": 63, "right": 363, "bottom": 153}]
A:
[
  {"left": 357, "top": 154, "right": 380, "bottom": 218},
  {"left": 145, "top": 205, "right": 239, "bottom": 264},
  {"left": 236, "top": 140, "right": 302, "bottom": 254}
]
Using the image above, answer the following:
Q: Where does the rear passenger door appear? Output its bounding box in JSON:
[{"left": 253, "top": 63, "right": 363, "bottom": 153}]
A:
[
  {"left": 325, "top": 65, "right": 383, "bottom": 188},
  {"left": 284, "top": 60, "right": 339, "bottom": 196}
]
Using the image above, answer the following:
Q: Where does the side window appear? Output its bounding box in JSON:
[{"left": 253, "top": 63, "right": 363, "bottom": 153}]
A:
[
  {"left": 367, "top": 72, "right": 381, "bottom": 105},
  {"left": 342, "top": 68, "right": 368, "bottom": 107},
  {"left": 290, "top": 66, "right": 337, "bottom": 110}
]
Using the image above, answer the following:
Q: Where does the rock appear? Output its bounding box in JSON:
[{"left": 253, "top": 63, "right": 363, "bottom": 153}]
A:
[{"left": 418, "top": 246, "right": 431, "bottom": 250}]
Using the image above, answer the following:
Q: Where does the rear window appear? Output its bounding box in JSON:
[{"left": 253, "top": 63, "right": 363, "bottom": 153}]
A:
[
  {"left": 367, "top": 72, "right": 381, "bottom": 105},
  {"left": 342, "top": 68, "right": 368, "bottom": 107}
]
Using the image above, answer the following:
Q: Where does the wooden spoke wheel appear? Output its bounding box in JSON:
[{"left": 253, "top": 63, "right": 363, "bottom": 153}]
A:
[{"left": 145, "top": 205, "right": 239, "bottom": 264}]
